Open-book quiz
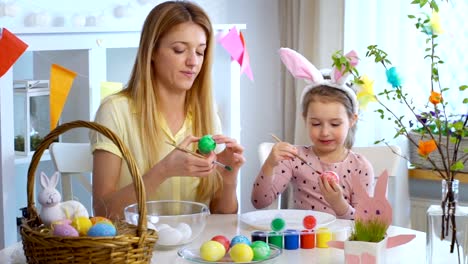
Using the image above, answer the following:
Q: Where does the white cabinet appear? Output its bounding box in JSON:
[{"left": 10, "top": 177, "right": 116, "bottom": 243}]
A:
[{"left": 0, "top": 24, "right": 245, "bottom": 248}]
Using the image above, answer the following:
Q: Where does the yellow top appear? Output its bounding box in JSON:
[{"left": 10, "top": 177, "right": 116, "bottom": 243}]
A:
[{"left": 90, "top": 94, "right": 222, "bottom": 205}]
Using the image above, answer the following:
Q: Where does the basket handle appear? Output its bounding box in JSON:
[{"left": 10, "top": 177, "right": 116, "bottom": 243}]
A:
[{"left": 26, "top": 120, "right": 148, "bottom": 236}]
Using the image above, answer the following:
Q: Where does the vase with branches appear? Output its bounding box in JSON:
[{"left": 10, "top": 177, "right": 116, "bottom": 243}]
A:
[{"left": 331, "top": 0, "right": 467, "bottom": 262}]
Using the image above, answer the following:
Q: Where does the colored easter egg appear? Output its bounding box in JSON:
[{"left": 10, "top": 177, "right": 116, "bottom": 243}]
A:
[
  {"left": 87, "top": 222, "right": 117, "bottom": 237},
  {"left": 229, "top": 243, "right": 253, "bottom": 263},
  {"left": 53, "top": 224, "right": 79, "bottom": 237},
  {"left": 250, "top": 240, "right": 271, "bottom": 261},
  {"left": 90, "top": 216, "right": 112, "bottom": 225},
  {"left": 270, "top": 217, "right": 286, "bottom": 231},
  {"left": 157, "top": 226, "right": 183, "bottom": 245},
  {"left": 72, "top": 216, "right": 93, "bottom": 236},
  {"left": 322, "top": 171, "right": 339, "bottom": 184},
  {"left": 198, "top": 135, "right": 216, "bottom": 154},
  {"left": 200, "top": 240, "right": 226, "bottom": 262},
  {"left": 176, "top": 222, "right": 192, "bottom": 243},
  {"left": 230, "top": 235, "right": 251, "bottom": 247},
  {"left": 303, "top": 215, "right": 317, "bottom": 229},
  {"left": 211, "top": 235, "right": 230, "bottom": 252}
]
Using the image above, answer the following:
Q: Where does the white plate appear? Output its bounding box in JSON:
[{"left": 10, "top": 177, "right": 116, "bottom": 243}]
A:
[
  {"left": 177, "top": 244, "right": 282, "bottom": 264},
  {"left": 240, "top": 209, "right": 336, "bottom": 231}
]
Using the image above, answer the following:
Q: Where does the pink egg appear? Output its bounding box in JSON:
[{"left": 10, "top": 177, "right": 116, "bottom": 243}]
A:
[
  {"left": 53, "top": 224, "right": 79, "bottom": 237},
  {"left": 322, "top": 171, "right": 339, "bottom": 184}
]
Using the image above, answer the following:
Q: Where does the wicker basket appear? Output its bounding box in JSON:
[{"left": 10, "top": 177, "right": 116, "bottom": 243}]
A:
[
  {"left": 408, "top": 131, "right": 468, "bottom": 173},
  {"left": 20, "top": 120, "right": 158, "bottom": 263}
]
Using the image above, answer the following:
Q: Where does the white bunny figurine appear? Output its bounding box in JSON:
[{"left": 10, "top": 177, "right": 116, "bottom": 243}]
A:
[{"left": 38, "top": 171, "right": 89, "bottom": 226}]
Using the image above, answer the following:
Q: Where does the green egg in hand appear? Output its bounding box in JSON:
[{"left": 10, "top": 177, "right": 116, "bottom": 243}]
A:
[{"left": 198, "top": 135, "right": 216, "bottom": 154}]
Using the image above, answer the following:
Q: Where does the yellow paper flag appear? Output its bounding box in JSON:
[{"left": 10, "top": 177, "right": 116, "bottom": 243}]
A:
[
  {"left": 100, "top": 81, "right": 123, "bottom": 101},
  {"left": 50, "top": 64, "right": 77, "bottom": 130}
]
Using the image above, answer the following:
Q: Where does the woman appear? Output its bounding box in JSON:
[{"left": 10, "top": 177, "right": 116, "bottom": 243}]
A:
[{"left": 90, "top": 1, "right": 244, "bottom": 218}]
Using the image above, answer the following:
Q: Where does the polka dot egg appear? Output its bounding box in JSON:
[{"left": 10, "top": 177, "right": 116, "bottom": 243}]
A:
[{"left": 87, "top": 222, "right": 117, "bottom": 237}]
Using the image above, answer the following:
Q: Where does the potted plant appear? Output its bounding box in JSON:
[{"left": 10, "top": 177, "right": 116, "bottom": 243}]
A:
[
  {"left": 328, "top": 171, "right": 415, "bottom": 264},
  {"left": 331, "top": 0, "right": 467, "bottom": 262}
]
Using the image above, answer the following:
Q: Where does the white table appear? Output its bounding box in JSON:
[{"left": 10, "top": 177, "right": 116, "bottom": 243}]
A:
[{"left": 0, "top": 214, "right": 425, "bottom": 263}]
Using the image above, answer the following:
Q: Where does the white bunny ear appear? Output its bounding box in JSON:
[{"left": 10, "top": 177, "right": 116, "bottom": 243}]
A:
[
  {"left": 279, "top": 48, "right": 324, "bottom": 83},
  {"left": 40, "top": 172, "right": 49, "bottom": 189},
  {"left": 50, "top": 172, "right": 60, "bottom": 188},
  {"left": 374, "top": 170, "right": 389, "bottom": 200}
]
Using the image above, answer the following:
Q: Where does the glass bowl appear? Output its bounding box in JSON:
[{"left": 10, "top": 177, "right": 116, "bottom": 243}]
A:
[{"left": 124, "top": 200, "right": 210, "bottom": 249}]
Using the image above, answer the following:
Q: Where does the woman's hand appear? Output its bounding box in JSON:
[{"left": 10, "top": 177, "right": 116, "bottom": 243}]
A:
[
  {"left": 212, "top": 135, "right": 245, "bottom": 184},
  {"left": 158, "top": 135, "right": 216, "bottom": 178},
  {"left": 318, "top": 175, "right": 348, "bottom": 216}
]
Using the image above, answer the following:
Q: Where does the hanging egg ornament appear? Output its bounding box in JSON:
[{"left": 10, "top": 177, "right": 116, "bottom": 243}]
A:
[{"left": 198, "top": 135, "right": 216, "bottom": 154}]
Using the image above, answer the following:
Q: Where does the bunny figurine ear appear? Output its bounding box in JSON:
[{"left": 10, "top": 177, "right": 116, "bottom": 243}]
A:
[
  {"left": 279, "top": 48, "right": 324, "bottom": 84},
  {"left": 331, "top": 50, "right": 359, "bottom": 84},
  {"left": 353, "top": 170, "right": 393, "bottom": 226}
]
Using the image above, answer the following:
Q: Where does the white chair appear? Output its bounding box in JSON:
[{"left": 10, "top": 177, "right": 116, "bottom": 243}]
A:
[
  {"left": 49, "top": 142, "right": 93, "bottom": 201},
  {"left": 352, "top": 145, "right": 402, "bottom": 179},
  {"left": 258, "top": 142, "right": 289, "bottom": 209}
]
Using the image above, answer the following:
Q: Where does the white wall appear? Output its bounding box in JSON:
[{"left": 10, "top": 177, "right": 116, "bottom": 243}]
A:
[{"left": 218, "top": 0, "right": 282, "bottom": 213}]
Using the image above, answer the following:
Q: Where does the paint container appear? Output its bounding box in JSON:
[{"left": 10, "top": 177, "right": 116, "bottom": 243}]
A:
[
  {"left": 283, "top": 229, "right": 300, "bottom": 250},
  {"left": 251, "top": 230, "right": 268, "bottom": 242},
  {"left": 267, "top": 231, "right": 283, "bottom": 248},
  {"left": 317, "top": 227, "right": 332, "bottom": 248},
  {"left": 300, "top": 229, "right": 315, "bottom": 249}
]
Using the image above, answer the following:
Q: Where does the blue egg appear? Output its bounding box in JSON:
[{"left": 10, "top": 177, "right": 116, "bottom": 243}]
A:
[
  {"left": 230, "top": 235, "right": 251, "bottom": 247},
  {"left": 87, "top": 222, "right": 117, "bottom": 237}
]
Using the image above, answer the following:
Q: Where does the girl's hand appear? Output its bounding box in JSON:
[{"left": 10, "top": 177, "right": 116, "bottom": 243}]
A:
[
  {"left": 265, "top": 142, "right": 298, "bottom": 168},
  {"left": 212, "top": 135, "right": 245, "bottom": 184},
  {"left": 159, "top": 135, "right": 216, "bottom": 178},
  {"left": 318, "top": 175, "right": 348, "bottom": 216}
]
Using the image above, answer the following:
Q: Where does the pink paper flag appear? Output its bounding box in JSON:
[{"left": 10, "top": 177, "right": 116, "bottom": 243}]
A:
[
  {"left": 0, "top": 28, "right": 28, "bottom": 78},
  {"left": 239, "top": 32, "right": 253, "bottom": 81},
  {"left": 50, "top": 64, "right": 77, "bottom": 130},
  {"left": 219, "top": 26, "right": 244, "bottom": 62}
]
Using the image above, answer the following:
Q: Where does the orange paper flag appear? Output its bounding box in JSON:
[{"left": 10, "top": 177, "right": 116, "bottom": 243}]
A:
[
  {"left": 0, "top": 28, "right": 28, "bottom": 78},
  {"left": 50, "top": 64, "right": 77, "bottom": 130}
]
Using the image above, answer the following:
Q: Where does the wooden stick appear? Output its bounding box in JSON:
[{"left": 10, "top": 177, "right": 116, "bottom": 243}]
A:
[
  {"left": 165, "top": 141, "right": 233, "bottom": 171},
  {"left": 270, "top": 134, "right": 322, "bottom": 174}
]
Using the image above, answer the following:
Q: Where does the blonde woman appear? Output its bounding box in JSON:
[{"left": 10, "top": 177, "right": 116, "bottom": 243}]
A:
[{"left": 90, "top": 1, "right": 244, "bottom": 218}]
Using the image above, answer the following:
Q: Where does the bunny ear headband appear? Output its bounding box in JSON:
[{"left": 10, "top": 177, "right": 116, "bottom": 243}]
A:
[{"left": 279, "top": 47, "right": 359, "bottom": 114}]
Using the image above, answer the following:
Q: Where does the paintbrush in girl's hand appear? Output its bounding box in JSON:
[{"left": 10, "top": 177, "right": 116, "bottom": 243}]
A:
[
  {"left": 165, "top": 141, "right": 233, "bottom": 171},
  {"left": 270, "top": 134, "right": 322, "bottom": 174}
]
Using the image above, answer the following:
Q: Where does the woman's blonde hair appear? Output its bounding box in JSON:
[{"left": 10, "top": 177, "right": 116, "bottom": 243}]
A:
[
  {"left": 121, "top": 1, "right": 220, "bottom": 203},
  {"left": 301, "top": 85, "right": 358, "bottom": 149}
]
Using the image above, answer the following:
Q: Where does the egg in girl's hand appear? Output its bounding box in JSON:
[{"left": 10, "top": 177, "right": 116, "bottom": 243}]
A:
[
  {"left": 322, "top": 171, "right": 339, "bottom": 185},
  {"left": 72, "top": 216, "right": 93, "bottom": 236},
  {"left": 53, "top": 223, "right": 79, "bottom": 237},
  {"left": 87, "top": 222, "right": 117, "bottom": 237}
]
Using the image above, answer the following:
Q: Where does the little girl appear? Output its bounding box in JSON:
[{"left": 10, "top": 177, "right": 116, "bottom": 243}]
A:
[{"left": 251, "top": 48, "right": 374, "bottom": 219}]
